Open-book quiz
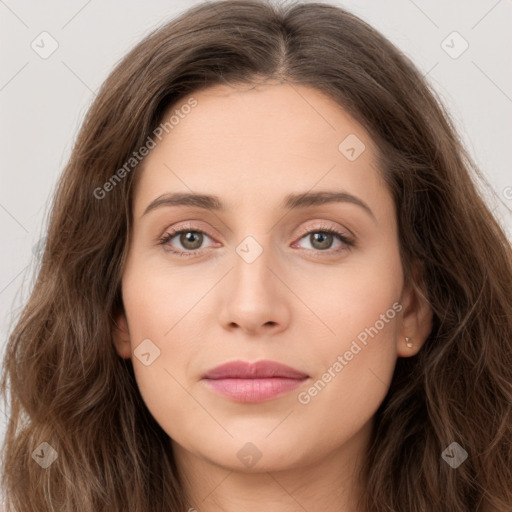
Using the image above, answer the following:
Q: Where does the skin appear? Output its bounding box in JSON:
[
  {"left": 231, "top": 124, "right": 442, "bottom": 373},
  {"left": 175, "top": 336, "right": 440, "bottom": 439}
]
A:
[{"left": 113, "top": 81, "right": 433, "bottom": 512}]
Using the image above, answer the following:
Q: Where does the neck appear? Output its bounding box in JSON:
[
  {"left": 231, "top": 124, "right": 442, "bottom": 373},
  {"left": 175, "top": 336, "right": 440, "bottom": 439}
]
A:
[{"left": 172, "top": 417, "right": 373, "bottom": 512}]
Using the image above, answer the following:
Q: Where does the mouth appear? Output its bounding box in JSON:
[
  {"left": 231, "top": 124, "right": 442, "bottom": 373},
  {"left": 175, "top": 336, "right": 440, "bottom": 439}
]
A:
[{"left": 201, "top": 359, "right": 309, "bottom": 403}]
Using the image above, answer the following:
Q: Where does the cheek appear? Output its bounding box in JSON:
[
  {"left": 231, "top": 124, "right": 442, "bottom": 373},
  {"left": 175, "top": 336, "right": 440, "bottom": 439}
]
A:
[
  {"left": 290, "top": 299, "right": 400, "bottom": 464},
  {"left": 122, "top": 251, "right": 211, "bottom": 343},
  {"left": 119, "top": 256, "right": 213, "bottom": 434},
  {"left": 306, "top": 237, "right": 403, "bottom": 350},
  {"left": 296, "top": 245, "right": 402, "bottom": 429}
]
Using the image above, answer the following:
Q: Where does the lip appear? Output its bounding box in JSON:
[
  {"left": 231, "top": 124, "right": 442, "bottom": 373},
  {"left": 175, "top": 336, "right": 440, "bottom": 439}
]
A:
[
  {"left": 202, "top": 360, "right": 309, "bottom": 380},
  {"left": 201, "top": 360, "right": 309, "bottom": 403}
]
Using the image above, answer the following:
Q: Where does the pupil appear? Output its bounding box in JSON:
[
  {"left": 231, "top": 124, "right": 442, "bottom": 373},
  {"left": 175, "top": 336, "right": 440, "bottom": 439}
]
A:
[
  {"left": 182, "top": 232, "right": 202, "bottom": 249},
  {"left": 312, "top": 232, "right": 332, "bottom": 249}
]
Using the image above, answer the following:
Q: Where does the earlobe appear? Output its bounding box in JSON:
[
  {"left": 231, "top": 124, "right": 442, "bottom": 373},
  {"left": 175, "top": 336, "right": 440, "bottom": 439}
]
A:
[
  {"left": 112, "top": 310, "right": 132, "bottom": 359},
  {"left": 397, "top": 261, "right": 433, "bottom": 358}
]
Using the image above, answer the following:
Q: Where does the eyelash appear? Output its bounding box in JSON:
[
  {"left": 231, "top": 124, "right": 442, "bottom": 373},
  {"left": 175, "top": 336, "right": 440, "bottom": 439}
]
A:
[{"left": 157, "top": 223, "right": 355, "bottom": 257}]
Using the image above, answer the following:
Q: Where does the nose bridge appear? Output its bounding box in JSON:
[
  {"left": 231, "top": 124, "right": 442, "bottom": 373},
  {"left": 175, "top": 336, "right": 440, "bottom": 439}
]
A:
[
  {"left": 232, "top": 232, "right": 276, "bottom": 297},
  {"left": 217, "top": 230, "right": 290, "bottom": 333}
]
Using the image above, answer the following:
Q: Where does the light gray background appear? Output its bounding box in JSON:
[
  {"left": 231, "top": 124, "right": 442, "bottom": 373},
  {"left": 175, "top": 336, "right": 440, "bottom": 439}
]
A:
[{"left": 1, "top": 0, "right": 511, "bottom": 469}]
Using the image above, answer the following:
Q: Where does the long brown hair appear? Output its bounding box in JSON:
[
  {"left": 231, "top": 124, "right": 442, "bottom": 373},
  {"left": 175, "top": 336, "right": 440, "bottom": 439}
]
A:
[{"left": 1, "top": 1, "right": 511, "bottom": 510}]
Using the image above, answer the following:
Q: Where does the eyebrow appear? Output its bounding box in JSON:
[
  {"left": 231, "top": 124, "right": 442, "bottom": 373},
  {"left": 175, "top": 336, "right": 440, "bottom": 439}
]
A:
[{"left": 142, "top": 190, "right": 376, "bottom": 221}]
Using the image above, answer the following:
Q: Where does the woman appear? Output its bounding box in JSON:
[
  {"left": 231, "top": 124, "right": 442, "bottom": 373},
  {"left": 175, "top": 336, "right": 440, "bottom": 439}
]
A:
[{"left": 1, "top": 1, "right": 511, "bottom": 511}]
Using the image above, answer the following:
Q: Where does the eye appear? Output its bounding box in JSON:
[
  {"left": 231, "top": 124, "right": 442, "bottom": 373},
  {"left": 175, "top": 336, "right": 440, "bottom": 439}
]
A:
[
  {"left": 158, "top": 225, "right": 216, "bottom": 256},
  {"left": 292, "top": 224, "right": 354, "bottom": 255},
  {"left": 158, "top": 223, "right": 355, "bottom": 257}
]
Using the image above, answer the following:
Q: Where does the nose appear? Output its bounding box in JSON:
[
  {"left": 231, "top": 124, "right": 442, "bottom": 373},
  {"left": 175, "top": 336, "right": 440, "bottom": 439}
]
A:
[{"left": 217, "top": 244, "right": 291, "bottom": 336}]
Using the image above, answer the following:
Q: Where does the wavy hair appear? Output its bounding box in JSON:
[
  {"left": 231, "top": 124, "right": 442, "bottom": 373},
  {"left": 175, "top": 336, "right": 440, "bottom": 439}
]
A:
[{"left": 1, "top": 1, "right": 511, "bottom": 510}]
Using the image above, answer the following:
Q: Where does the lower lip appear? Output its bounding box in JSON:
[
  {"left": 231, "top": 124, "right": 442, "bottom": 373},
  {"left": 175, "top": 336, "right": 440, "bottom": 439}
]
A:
[{"left": 202, "top": 377, "right": 308, "bottom": 403}]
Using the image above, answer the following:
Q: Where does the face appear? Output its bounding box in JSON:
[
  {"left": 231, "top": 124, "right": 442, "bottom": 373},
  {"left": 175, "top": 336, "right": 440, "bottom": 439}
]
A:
[{"left": 113, "top": 81, "right": 432, "bottom": 475}]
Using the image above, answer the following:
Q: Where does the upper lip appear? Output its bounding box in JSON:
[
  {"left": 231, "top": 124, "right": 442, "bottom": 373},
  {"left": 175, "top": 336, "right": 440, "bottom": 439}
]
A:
[{"left": 201, "top": 360, "right": 309, "bottom": 380}]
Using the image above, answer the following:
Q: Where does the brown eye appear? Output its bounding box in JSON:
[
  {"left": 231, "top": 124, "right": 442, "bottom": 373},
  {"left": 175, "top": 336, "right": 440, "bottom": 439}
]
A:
[
  {"left": 309, "top": 232, "right": 335, "bottom": 250},
  {"left": 158, "top": 228, "right": 214, "bottom": 255},
  {"left": 294, "top": 227, "right": 353, "bottom": 254},
  {"left": 178, "top": 231, "right": 204, "bottom": 250}
]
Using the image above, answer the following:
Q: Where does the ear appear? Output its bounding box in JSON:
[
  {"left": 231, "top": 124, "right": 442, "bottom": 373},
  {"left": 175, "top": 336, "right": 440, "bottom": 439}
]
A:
[
  {"left": 112, "top": 309, "right": 132, "bottom": 359},
  {"left": 397, "top": 259, "right": 433, "bottom": 358}
]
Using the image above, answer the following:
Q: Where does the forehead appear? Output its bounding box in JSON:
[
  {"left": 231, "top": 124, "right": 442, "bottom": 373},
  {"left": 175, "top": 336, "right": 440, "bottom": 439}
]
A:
[
  {"left": 160, "top": 81, "right": 372, "bottom": 155},
  {"left": 133, "top": 82, "right": 389, "bottom": 218}
]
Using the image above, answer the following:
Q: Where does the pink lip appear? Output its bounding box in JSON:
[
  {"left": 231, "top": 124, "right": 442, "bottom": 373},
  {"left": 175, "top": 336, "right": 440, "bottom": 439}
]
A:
[{"left": 201, "top": 360, "right": 309, "bottom": 403}]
